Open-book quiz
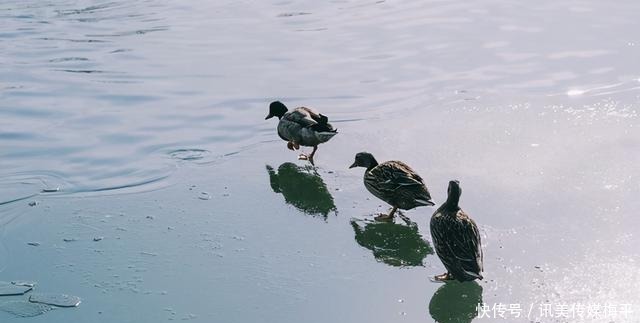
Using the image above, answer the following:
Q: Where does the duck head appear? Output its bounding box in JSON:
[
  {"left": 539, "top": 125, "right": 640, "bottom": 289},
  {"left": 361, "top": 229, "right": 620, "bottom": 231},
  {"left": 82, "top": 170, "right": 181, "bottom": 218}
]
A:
[
  {"left": 265, "top": 101, "right": 288, "bottom": 120},
  {"left": 349, "top": 152, "right": 379, "bottom": 170},
  {"left": 445, "top": 180, "right": 461, "bottom": 208}
]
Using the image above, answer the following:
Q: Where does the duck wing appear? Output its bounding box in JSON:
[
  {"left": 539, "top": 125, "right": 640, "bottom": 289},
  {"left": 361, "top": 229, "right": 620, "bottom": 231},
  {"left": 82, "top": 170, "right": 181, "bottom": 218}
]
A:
[
  {"left": 279, "top": 107, "right": 337, "bottom": 145},
  {"left": 283, "top": 107, "right": 319, "bottom": 128},
  {"left": 299, "top": 107, "right": 322, "bottom": 122},
  {"left": 297, "top": 107, "right": 337, "bottom": 133},
  {"left": 277, "top": 108, "right": 317, "bottom": 142},
  {"left": 374, "top": 161, "right": 424, "bottom": 187},
  {"left": 365, "top": 161, "right": 433, "bottom": 207}
]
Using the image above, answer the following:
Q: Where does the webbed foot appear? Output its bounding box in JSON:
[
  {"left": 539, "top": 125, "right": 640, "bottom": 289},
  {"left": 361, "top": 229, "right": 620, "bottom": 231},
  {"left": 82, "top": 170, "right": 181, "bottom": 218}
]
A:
[{"left": 432, "top": 273, "right": 453, "bottom": 282}]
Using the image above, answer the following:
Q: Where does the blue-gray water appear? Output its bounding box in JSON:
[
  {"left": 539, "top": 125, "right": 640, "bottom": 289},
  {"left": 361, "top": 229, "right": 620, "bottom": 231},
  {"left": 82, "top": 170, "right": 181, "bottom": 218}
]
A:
[{"left": 1, "top": 0, "right": 639, "bottom": 322}]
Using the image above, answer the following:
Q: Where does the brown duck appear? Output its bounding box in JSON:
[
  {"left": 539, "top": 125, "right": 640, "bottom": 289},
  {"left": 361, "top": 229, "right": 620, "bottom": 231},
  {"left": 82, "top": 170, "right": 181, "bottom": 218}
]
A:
[
  {"left": 349, "top": 152, "right": 435, "bottom": 221},
  {"left": 430, "top": 180, "right": 483, "bottom": 282}
]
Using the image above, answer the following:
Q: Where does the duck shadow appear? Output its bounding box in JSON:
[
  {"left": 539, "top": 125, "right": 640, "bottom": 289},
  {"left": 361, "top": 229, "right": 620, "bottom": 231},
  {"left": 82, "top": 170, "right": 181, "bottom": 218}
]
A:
[
  {"left": 266, "top": 162, "right": 337, "bottom": 219},
  {"left": 429, "top": 281, "right": 483, "bottom": 323},
  {"left": 350, "top": 217, "right": 433, "bottom": 267}
]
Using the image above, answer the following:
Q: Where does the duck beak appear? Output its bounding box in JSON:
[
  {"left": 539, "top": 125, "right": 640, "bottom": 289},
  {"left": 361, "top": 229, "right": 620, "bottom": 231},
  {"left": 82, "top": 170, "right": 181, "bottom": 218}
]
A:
[
  {"left": 265, "top": 114, "right": 273, "bottom": 120},
  {"left": 349, "top": 161, "right": 358, "bottom": 169}
]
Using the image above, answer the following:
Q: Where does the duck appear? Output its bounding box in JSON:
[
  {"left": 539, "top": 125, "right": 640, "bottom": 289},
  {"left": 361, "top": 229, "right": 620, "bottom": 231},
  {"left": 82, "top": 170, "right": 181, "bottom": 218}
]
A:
[
  {"left": 265, "top": 101, "right": 338, "bottom": 163},
  {"left": 349, "top": 152, "right": 435, "bottom": 221},
  {"left": 430, "top": 180, "right": 483, "bottom": 282}
]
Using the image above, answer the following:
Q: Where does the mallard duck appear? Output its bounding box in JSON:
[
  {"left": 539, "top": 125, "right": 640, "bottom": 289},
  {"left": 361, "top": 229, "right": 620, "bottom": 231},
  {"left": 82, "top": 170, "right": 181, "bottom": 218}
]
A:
[
  {"left": 349, "top": 152, "right": 435, "bottom": 221},
  {"left": 265, "top": 101, "right": 338, "bottom": 163},
  {"left": 430, "top": 180, "right": 483, "bottom": 282}
]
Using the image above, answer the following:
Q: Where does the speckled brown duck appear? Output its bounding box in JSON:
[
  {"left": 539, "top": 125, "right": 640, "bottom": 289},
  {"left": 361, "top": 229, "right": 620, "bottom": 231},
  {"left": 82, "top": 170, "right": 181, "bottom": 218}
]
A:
[
  {"left": 349, "top": 152, "right": 435, "bottom": 221},
  {"left": 430, "top": 180, "right": 483, "bottom": 282}
]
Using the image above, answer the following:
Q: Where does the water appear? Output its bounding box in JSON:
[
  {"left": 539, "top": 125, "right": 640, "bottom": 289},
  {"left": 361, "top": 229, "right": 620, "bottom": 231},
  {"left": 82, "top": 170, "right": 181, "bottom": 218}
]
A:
[{"left": 1, "top": 0, "right": 639, "bottom": 322}]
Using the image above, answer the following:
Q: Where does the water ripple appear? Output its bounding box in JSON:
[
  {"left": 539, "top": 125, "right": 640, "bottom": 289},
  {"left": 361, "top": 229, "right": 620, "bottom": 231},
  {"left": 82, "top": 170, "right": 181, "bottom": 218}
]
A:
[
  {"left": 168, "top": 149, "right": 213, "bottom": 162},
  {"left": 0, "top": 171, "right": 73, "bottom": 206},
  {"left": 1, "top": 0, "right": 639, "bottom": 220}
]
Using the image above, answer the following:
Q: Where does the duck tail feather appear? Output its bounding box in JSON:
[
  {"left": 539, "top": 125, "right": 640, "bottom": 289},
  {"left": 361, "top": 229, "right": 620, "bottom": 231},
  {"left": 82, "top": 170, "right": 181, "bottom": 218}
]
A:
[
  {"left": 415, "top": 198, "right": 435, "bottom": 206},
  {"left": 462, "top": 270, "right": 483, "bottom": 281}
]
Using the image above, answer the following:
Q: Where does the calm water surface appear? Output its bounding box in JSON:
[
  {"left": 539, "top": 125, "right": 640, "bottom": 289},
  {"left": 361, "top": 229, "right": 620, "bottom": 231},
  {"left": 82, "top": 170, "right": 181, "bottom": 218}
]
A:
[{"left": 1, "top": 0, "right": 639, "bottom": 322}]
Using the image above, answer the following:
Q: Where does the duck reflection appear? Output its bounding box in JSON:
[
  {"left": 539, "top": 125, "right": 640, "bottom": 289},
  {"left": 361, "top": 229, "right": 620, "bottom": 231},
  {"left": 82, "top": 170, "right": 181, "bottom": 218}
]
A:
[
  {"left": 350, "top": 217, "right": 432, "bottom": 267},
  {"left": 266, "top": 163, "right": 336, "bottom": 218},
  {"left": 429, "top": 281, "right": 483, "bottom": 323}
]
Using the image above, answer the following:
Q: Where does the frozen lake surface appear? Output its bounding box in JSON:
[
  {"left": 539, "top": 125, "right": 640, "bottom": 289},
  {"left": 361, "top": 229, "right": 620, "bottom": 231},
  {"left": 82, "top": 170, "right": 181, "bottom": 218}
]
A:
[{"left": 1, "top": 0, "right": 639, "bottom": 322}]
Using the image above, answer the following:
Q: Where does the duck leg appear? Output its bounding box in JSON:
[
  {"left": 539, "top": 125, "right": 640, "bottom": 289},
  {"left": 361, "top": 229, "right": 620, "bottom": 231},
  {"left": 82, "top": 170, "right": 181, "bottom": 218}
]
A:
[
  {"left": 298, "top": 146, "right": 318, "bottom": 163},
  {"left": 309, "top": 145, "right": 318, "bottom": 159},
  {"left": 374, "top": 206, "right": 397, "bottom": 221}
]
